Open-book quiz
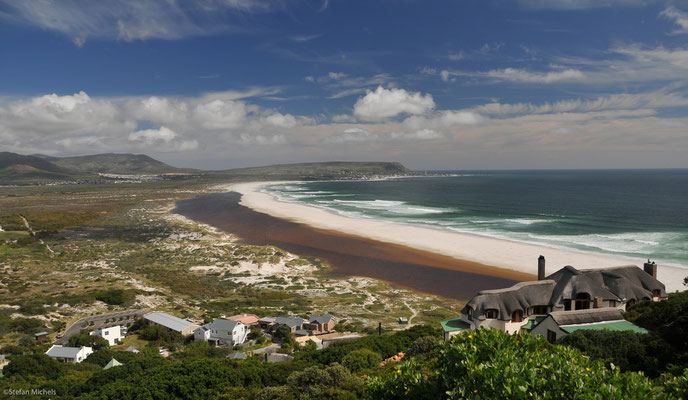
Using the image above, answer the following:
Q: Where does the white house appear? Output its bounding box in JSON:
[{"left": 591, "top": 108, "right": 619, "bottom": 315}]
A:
[
  {"left": 45, "top": 345, "right": 93, "bottom": 363},
  {"left": 194, "top": 318, "right": 247, "bottom": 346},
  {"left": 531, "top": 308, "right": 648, "bottom": 343},
  {"left": 90, "top": 325, "right": 124, "bottom": 346},
  {"left": 144, "top": 312, "right": 200, "bottom": 336}
]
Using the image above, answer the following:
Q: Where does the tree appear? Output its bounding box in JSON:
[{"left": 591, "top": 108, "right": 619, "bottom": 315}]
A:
[
  {"left": 68, "top": 333, "right": 109, "bottom": 350},
  {"left": 3, "top": 354, "right": 65, "bottom": 380}
]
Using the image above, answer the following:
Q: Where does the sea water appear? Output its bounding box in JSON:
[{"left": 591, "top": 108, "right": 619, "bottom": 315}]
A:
[{"left": 261, "top": 170, "right": 688, "bottom": 271}]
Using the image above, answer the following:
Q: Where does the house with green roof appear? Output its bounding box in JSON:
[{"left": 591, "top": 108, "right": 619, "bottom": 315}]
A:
[
  {"left": 530, "top": 308, "right": 647, "bottom": 343},
  {"left": 440, "top": 317, "right": 472, "bottom": 341}
]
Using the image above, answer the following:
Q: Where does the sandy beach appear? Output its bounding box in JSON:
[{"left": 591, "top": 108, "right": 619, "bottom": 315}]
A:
[{"left": 228, "top": 181, "right": 686, "bottom": 293}]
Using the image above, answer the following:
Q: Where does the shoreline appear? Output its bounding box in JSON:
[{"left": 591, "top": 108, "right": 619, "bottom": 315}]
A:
[{"left": 228, "top": 181, "right": 686, "bottom": 293}]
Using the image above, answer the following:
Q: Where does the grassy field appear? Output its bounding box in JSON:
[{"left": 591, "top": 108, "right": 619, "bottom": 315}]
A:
[{"left": 0, "top": 179, "right": 464, "bottom": 347}]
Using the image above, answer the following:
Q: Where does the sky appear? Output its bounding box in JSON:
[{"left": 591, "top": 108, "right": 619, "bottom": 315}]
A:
[{"left": 1, "top": 0, "right": 688, "bottom": 170}]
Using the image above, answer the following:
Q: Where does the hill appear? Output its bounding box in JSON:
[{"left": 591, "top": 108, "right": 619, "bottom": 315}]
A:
[
  {"left": 210, "top": 161, "right": 412, "bottom": 181},
  {"left": 1, "top": 152, "right": 413, "bottom": 184},
  {"left": 30, "top": 153, "right": 188, "bottom": 175}
]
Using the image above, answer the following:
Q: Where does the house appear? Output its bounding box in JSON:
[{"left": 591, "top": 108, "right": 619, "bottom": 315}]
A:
[
  {"left": 273, "top": 316, "right": 305, "bottom": 333},
  {"left": 226, "top": 313, "right": 260, "bottom": 326},
  {"left": 304, "top": 314, "right": 335, "bottom": 334},
  {"left": 125, "top": 345, "right": 139, "bottom": 353},
  {"left": 440, "top": 318, "right": 472, "bottom": 341},
  {"left": 531, "top": 308, "right": 648, "bottom": 343},
  {"left": 34, "top": 332, "right": 48, "bottom": 342},
  {"left": 258, "top": 317, "right": 276, "bottom": 330},
  {"left": 90, "top": 325, "right": 124, "bottom": 346},
  {"left": 194, "top": 318, "right": 248, "bottom": 346},
  {"left": 398, "top": 317, "right": 408, "bottom": 325},
  {"left": 103, "top": 358, "right": 123, "bottom": 370},
  {"left": 45, "top": 345, "right": 93, "bottom": 363},
  {"left": 144, "top": 312, "right": 200, "bottom": 336},
  {"left": 228, "top": 352, "right": 248, "bottom": 360},
  {"left": 459, "top": 257, "right": 666, "bottom": 334}
]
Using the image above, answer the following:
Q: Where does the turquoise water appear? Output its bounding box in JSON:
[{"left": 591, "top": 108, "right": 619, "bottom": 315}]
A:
[{"left": 261, "top": 170, "right": 688, "bottom": 271}]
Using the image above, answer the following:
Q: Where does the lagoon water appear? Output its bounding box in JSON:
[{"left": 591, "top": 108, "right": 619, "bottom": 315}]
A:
[{"left": 262, "top": 170, "right": 688, "bottom": 271}]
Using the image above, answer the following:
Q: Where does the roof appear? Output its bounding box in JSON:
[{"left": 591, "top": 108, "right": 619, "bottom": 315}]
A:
[
  {"left": 208, "top": 318, "right": 241, "bottom": 332},
  {"left": 259, "top": 317, "right": 275, "bottom": 323},
  {"left": 521, "top": 316, "right": 547, "bottom": 330},
  {"left": 295, "top": 336, "right": 322, "bottom": 343},
  {"left": 126, "top": 346, "right": 139, "bottom": 353},
  {"left": 308, "top": 314, "right": 334, "bottom": 324},
  {"left": 144, "top": 312, "right": 198, "bottom": 333},
  {"left": 45, "top": 345, "right": 87, "bottom": 358},
  {"left": 294, "top": 330, "right": 310, "bottom": 336},
  {"left": 440, "top": 318, "right": 472, "bottom": 333},
  {"left": 228, "top": 352, "right": 247, "bottom": 360},
  {"left": 463, "top": 280, "right": 556, "bottom": 321},
  {"left": 34, "top": 331, "right": 48, "bottom": 336},
  {"left": 275, "top": 316, "right": 305, "bottom": 328},
  {"left": 103, "top": 358, "right": 123, "bottom": 370},
  {"left": 226, "top": 313, "right": 260, "bottom": 324},
  {"left": 463, "top": 264, "right": 667, "bottom": 321},
  {"left": 561, "top": 320, "right": 648, "bottom": 334},
  {"left": 548, "top": 308, "right": 624, "bottom": 326}
]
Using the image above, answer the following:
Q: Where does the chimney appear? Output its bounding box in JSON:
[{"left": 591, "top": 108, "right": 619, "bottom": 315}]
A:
[
  {"left": 538, "top": 255, "right": 546, "bottom": 280},
  {"left": 643, "top": 259, "right": 657, "bottom": 279}
]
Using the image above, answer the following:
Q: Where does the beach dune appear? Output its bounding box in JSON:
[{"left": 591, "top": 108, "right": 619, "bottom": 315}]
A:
[{"left": 229, "top": 182, "right": 686, "bottom": 293}]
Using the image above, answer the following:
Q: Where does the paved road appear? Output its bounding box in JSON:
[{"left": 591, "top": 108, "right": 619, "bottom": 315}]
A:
[{"left": 56, "top": 308, "right": 148, "bottom": 345}]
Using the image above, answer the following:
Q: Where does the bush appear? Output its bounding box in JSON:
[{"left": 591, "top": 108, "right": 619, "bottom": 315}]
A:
[
  {"left": 368, "top": 328, "right": 669, "bottom": 399},
  {"left": 558, "top": 330, "right": 673, "bottom": 377},
  {"left": 3, "top": 354, "right": 65, "bottom": 380},
  {"left": 9, "top": 317, "right": 45, "bottom": 334},
  {"left": 406, "top": 336, "right": 439, "bottom": 358},
  {"left": 342, "top": 348, "right": 382, "bottom": 372}
]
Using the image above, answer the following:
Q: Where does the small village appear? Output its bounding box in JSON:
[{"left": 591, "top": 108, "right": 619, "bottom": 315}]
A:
[{"left": 38, "top": 256, "right": 669, "bottom": 375}]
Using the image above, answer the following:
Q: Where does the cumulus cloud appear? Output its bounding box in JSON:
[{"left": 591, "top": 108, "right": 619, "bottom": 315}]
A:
[
  {"left": 323, "top": 128, "right": 379, "bottom": 144},
  {"left": 353, "top": 86, "right": 435, "bottom": 121},
  {"left": 660, "top": 7, "right": 688, "bottom": 34}
]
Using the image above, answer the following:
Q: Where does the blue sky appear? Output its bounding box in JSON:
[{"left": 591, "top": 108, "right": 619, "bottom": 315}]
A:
[{"left": 1, "top": 0, "right": 687, "bottom": 169}]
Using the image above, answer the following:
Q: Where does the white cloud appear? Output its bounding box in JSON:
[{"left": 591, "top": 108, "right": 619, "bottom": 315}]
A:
[
  {"left": 129, "top": 126, "right": 176, "bottom": 144},
  {"left": 390, "top": 129, "right": 444, "bottom": 140},
  {"left": 328, "top": 72, "right": 347, "bottom": 80},
  {"left": 193, "top": 99, "right": 254, "bottom": 130},
  {"left": 472, "top": 90, "right": 688, "bottom": 116},
  {"left": 403, "top": 111, "right": 485, "bottom": 130},
  {"left": 323, "top": 128, "right": 379, "bottom": 144},
  {"left": 448, "top": 51, "right": 465, "bottom": 61},
  {"left": 517, "top": 0, "right": 648, "bottom": 10},
  {"left": 263, "top": 113, "right": 298, "bottom": 129},
  {"left": 440, "top": 70, "right": 451, "bottom": 82},
  {"left": 486, "top": 68, "right": 585, "bottom": 83},
  {"left": 353, "top": 86, "right": 435, "bottom": 121},
  {"left": 660, "top": 7, "right": 688, "bottom": 34},
  {"left": 0, "top": 0, "right": 276, "bottom": 46}
]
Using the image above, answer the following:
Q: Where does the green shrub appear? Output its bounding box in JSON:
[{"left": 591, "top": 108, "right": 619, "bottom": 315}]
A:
[
  {"left": 369, "top": 328, "right": 669, "bottom": 399},
  {"left": 342, "top": 348, "right": 382, "bottom": 372}
]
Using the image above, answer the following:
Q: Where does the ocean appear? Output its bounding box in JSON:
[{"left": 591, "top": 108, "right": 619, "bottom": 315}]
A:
[{"left": 261, "top": 170, "right": 688, "bottom": 271}]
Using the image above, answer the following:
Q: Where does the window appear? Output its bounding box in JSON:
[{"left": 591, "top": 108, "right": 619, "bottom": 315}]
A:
[
  {"left": 485, "top": 309, "right": 498, "bottom": 319},
  {"left": 467, "top": 307, "right": 473, "bottom": 321},
  {"left": 652, "top": 289, "right": 661, "bottom": 298},
  {"left": 574, "top": 293, "right": 590, "bottom": 310},
  {"left": 564, "top": 300, "right": 571, "bottom": 311},
  {"left": 532, "top": 305, "right": 548, "bottom": 315},
  {"left": 511, "top": 310, "right": 523, "bottom": 323},
  {"left": 546, "top": 330, "right": 557, "bottom": 344}
]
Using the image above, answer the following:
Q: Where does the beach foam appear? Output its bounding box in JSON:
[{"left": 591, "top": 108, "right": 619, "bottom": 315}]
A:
[{"left": 227, "top": 181, "right": 686, "bottom": 293}]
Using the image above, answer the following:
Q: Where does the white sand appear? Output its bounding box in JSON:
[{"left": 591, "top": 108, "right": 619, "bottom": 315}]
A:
[{"left": 225, "top": 182, "right": 686, "bottom": 293}]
